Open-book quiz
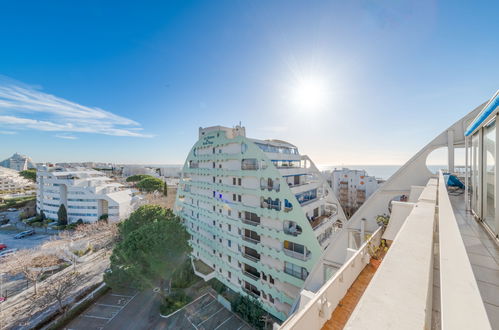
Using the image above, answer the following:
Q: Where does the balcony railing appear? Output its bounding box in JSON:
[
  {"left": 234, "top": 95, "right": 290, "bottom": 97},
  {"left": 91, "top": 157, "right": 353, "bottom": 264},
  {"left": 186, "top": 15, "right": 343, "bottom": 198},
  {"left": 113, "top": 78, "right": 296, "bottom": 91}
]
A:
[
  {"left": 243, "top": 286, "right": 260, "bottom": 298},
  {"left": 242, "top": 252, "right": 260, "bottom": 262},
  {"left": 284, "top": 226, "right": 303, "bottom": 236},
  {"left": 243, "top": 270, "right": 260, "bottom": 281},
  {"left": 242, "top": 235, "right": 260, "bottom": 244},
  {"left": 242, "top": 218, "right": 260, "bottom": 226},
  {"left": 283, "top": 248, "right": 311, "bottom": 261}
]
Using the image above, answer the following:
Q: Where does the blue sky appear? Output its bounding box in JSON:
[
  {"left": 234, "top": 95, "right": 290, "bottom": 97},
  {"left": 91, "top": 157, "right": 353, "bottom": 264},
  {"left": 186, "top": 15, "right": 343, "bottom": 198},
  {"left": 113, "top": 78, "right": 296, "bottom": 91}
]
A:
[{"left": 0, "top": 0, "right": 498, "bottom": 165}]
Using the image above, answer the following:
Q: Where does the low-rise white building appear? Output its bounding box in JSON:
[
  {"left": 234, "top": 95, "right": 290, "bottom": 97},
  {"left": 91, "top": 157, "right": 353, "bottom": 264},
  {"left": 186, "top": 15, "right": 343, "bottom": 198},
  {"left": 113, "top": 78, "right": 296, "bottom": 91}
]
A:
[
  {"left": 36, "top": 166, "right": 135, "bottom": 223},
  {"left": 325, "top": 168, "right": 383, "bottom": 217},
  {"left": 0, "top": 166, "right": 35, "bottom": 196}
]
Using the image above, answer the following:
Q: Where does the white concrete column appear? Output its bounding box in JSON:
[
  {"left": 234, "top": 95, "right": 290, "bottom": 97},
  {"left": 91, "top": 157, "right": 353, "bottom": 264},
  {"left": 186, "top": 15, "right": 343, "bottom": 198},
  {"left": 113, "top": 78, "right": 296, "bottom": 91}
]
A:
[
  {"left": 448, "top": 129, "right": 455, "bottom": 173},
  {"left": 360, "top": 218, "right": 366, "bottom": 245},
  {"left": 465, "top": 136, "right": 469, "bottom": 211}
]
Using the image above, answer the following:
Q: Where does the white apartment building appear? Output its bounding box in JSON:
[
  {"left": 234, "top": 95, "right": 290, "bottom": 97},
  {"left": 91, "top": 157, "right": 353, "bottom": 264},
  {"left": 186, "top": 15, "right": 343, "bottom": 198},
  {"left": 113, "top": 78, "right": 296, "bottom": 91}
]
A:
[
  {"left": 0, "top": 152, "right": 35, "bottom": 171},
  {"left": 0, "top": 166, "right": 35, "bottom": 195},
  {"left": 326, "top": 168, "right": 383, "bottom": 217},
  {"left": 174, "top": 125, "right": 346, "bottom": 320},
  {"left": 36, "top": 166, "right": 134, "bottom": 223}
]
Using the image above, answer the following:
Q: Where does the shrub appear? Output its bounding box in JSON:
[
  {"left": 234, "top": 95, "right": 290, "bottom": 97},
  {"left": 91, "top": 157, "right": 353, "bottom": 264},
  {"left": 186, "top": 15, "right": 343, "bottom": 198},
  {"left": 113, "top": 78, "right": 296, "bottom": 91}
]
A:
[
  {"left": 126, "top": 174, "right": 152, "bottom": 182},
  {"left": 171, "top": 260, "right": 197, "bottom": 289},
  {"left": 159, "top": 291, "right": 191, "bottom": 316},
  {"left": 231, "top": 295, "right": 266, "bottom": 329}
]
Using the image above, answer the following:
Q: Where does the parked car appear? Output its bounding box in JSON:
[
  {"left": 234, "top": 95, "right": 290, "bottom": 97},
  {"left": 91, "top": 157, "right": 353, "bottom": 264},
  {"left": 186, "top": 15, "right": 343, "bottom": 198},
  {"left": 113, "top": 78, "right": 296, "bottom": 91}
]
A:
[
  {"left": 0, "top": 248, "right": 18, "bottom": 258},
  {"left": 0, "top": 218, "right": 9, "bottom": 225},
  {"left": 0, "top": 243, "right": 7, "bottom": 251},
  {"left": 14, "top": 229, "right": 35, "bottom": 239}
]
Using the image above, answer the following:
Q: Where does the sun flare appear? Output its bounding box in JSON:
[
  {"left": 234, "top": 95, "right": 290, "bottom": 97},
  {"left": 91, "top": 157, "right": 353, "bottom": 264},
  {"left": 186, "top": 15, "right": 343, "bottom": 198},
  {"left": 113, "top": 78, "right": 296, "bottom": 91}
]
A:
[{"left": 291, "top": 76, "right": 329, "bottom": 111}]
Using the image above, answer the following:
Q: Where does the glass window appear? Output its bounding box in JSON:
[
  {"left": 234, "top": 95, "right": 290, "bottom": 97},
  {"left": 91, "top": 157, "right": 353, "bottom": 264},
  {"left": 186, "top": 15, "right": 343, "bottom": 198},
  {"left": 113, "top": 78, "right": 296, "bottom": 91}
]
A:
[{"left": 483, "top": 120, "right": 496, "bottom": 232}]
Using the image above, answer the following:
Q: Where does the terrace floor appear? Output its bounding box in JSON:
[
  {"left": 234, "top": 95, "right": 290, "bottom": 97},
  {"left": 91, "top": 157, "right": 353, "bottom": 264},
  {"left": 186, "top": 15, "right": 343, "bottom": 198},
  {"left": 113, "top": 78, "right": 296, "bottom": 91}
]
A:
[
  {"left": 450, "top": 192, "right": 499, "bottom": 329},
  {"left": 321, "top": 263, "right": 377, "bottom": 330}
]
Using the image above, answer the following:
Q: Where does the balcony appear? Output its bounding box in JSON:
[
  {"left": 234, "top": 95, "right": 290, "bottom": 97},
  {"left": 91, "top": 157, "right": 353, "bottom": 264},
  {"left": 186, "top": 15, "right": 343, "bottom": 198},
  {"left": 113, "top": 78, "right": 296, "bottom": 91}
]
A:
[
  {"left": 242, "top": 235, "right": 260, "bottom": 244},
  {"left": 242, "top": 246, "right": 261, "bottom": 262},
  {"left": 242, "top": 230, "right": 260, "bottom": 244},
  {"left": 283, "top": 248, "right": 311, "bottom": 261},
  {"left": 309, "top": 212, "right": 333, "bottom": 230},
  {"left": 284, "top": 222, "right": 303, "bottom": 236},
  {"left": 242, "top": 211, "right": 261, "bottom": 226},
  {"left": 243, "top": 270, "right": 261, "bottom": 281},
  {"left": 243, "top": 284, "right": 260, "bottom": 298}
]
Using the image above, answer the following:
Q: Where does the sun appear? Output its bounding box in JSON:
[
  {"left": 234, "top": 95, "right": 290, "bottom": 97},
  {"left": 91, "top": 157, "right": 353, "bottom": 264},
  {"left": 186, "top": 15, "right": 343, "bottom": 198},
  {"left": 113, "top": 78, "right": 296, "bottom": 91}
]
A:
[{"left": 291, "top": 76, "right": 328, "bottom": 111}]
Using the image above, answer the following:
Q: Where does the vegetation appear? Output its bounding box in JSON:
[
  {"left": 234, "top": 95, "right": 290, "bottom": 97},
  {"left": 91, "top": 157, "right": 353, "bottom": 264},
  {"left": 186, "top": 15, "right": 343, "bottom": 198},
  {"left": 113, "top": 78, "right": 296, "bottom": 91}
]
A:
[
  {"left": 57, "top": 204, "right": 68, "bottom": 225},
  {"left": 0, "top": 195, "right": 36, "bottom": 211},
  {"left": 159, "top": 291, "right": 191, "bottom": 316},
  {"left": 104, "top": 205, "right": 191, "bottom": 294},
  {"left": 136, "top": 176, "right": 164, "bottom": 192},
  {"left": 231, "top": 295, "right": 267, "bottom": 330},
  {"left": 163, "top": 181, "right": 168, "bottom": 196},
  {"left": 125, "top": 174, "right": 152, "bottom": 182},
  {"left": 19, "top": 169, "right": 37, "bottom": 182},
  {"left": 171, "top": 259, "right": 197, "bottom": 289}
]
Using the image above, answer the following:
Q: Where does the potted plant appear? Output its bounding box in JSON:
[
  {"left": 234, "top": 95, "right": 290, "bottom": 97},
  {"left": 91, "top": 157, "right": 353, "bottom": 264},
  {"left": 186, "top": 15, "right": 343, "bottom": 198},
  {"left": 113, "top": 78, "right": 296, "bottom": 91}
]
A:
[{"left": 367, "top": 239, "right": 387, "bottom": 269}]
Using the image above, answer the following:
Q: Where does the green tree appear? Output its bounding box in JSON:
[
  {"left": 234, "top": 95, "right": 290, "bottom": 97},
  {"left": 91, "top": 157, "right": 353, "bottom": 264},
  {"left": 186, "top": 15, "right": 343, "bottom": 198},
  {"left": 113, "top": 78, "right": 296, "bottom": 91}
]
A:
[
  {"left": 126, "top": 174, "right": 153, "bottom": 182},
  {"left": 19, "top": 169, "right": 36, "bottom": 182},
  {"left": 163, "top": 181, "right": 168, "bottom": 197},
  {"left": 136, "top": 177, "right": 164, "bottom": 192},
  {"left": 57, "top": 204, "right": 68, "bottom": 225},
  {"left": 119, "top": 204, "right": 168, "bottom": 237},
  {"left": 105, "top": 206, "right": 190, "bottom": 294}
]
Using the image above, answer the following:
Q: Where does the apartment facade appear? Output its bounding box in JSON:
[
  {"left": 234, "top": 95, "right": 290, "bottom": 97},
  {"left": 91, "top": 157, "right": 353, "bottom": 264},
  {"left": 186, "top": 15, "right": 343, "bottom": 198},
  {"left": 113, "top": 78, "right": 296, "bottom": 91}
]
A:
[
  {"left": 0, "top": 166, "right": 35, "bottom": 195},
  {"left": 37, "top": 166, "right": 134, "bottom": 223},
  {"left": 174, "top": 125, "right": 346, "bottom": 320},
  {"left": 326, "top": 168, "right": 383, "bottom": 217}
]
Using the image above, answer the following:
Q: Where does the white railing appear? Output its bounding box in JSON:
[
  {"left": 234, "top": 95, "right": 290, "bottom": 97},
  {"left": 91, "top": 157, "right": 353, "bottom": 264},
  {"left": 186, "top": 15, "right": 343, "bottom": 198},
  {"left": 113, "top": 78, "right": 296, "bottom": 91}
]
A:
[
  {"left": 279, "top": 226, "right": 383, "bottom": 330},
  {"left": 437, "top": 171, "right": 490, "bottom": 329}
]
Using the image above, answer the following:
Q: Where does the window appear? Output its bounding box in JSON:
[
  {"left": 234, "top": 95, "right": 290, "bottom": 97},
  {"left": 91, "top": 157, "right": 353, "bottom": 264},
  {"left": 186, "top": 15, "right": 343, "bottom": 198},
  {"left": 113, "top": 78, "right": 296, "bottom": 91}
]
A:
[
  {"left": 219, "top": 164, "right": 222, "bottom": 168},
  {"left": 213, "top": 177, "right": 216, "bottom": 183},
  {"left": 228, "top": 224, "right": 232, "bottom": 231},
  {"left": 241, "top": 158, "right": 258, "bottom": 170},
  {"left": 228, "top": 240, "right": 232, "bottom": 247},
  {"left": 238, "top": 178, "right": 242, "bottom": 186},
  {"left": 269, "top": 294, "right": 274, "bottom": 303},
  {"left": 284, "top": 261, "right": 309, "bottom": 280},
  {"left": 228, "top": 255, "right": 232, "bottom": 262},
  {"left": 228, "top": 271, "right": 232, "bottom": 279},
  {"left": 233, "top": 178, "right": 236, "bottom": 185},
  {"left": 233, "top": 194, "right": 237, "bottom": 201},
  {"left": 228, "top": 210, "right": 232, "bottom": 216},
  {"left": 238, "top": 195, "right": 242, "bottom": 202}
]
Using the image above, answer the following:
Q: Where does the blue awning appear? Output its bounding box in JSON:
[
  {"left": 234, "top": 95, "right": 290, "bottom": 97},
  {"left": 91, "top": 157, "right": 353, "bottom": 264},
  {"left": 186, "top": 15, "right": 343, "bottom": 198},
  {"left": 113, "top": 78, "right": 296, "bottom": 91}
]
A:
[{"left": 465, "top": 91, "right": 499, "bottom": 136}]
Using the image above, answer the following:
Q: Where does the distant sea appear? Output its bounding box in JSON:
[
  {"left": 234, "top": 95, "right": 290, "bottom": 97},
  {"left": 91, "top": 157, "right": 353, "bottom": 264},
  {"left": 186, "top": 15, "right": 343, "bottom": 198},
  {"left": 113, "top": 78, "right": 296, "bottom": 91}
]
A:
[{"left": 318, "top": 165, "right": 446, "bottom": 180}]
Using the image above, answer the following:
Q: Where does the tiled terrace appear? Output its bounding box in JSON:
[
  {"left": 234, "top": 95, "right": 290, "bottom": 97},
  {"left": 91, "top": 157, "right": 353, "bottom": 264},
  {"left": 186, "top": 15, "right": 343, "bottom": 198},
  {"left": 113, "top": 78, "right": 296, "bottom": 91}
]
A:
[
  {"left": 321, "top": 263, "right": 377, "bottom": 330},
  {"left": 450, "top": 193, "right": 499, "bottom": 328}
]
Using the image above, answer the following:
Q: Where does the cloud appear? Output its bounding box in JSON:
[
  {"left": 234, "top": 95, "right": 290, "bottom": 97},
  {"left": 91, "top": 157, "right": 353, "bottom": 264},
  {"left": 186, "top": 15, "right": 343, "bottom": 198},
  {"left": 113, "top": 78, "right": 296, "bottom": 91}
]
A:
[
  {"left": 55, "top": 134, "right": 78, "bottom": 140},
  {"left": 0, "top": 76, "right": 152, "bottom": 138},
  {"left": 0, "top": 130, "right": 16, "bottom": 135}
]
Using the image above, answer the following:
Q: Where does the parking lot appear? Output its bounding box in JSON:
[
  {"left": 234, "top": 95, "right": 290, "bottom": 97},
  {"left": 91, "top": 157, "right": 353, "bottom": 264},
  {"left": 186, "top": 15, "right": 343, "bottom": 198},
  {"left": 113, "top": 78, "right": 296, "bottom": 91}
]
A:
[
  {"left": 66, "top": 289, "right": 253, "bottom": 330},
  {"left": 66, "top": 288, "right": 138, "bottom": 329},
  {"left": 163, "top": 293, "right": 252, "bottom": 330},
  {"left": 0, "top": 228, "right": 52, "bottom": 251}
]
